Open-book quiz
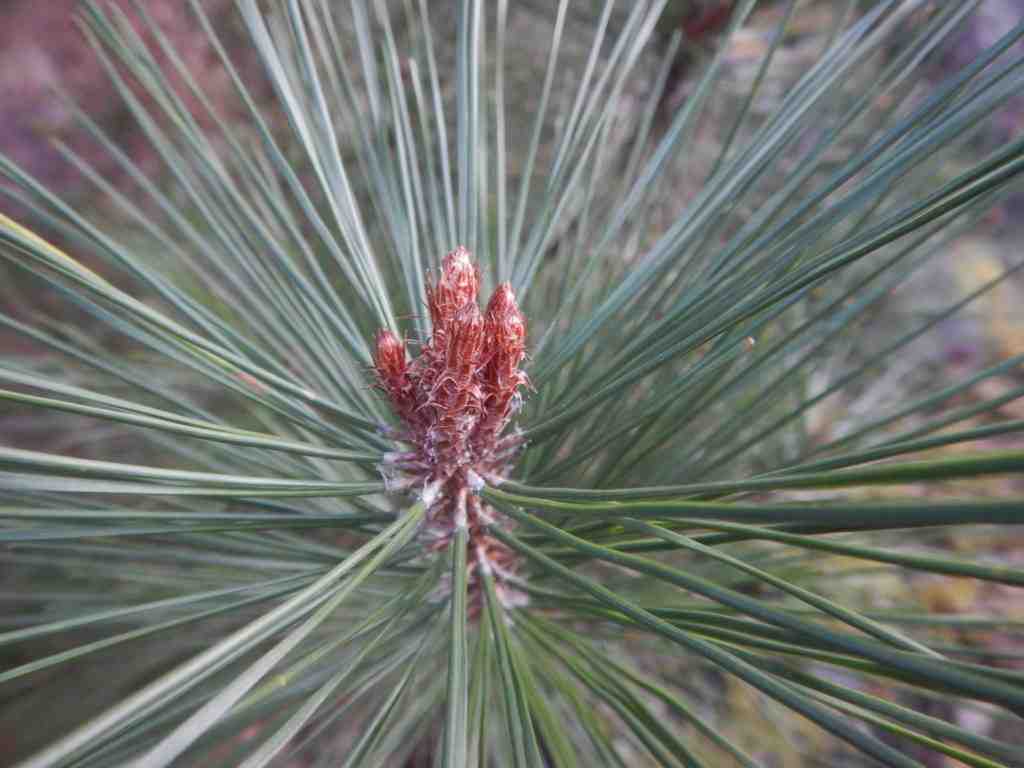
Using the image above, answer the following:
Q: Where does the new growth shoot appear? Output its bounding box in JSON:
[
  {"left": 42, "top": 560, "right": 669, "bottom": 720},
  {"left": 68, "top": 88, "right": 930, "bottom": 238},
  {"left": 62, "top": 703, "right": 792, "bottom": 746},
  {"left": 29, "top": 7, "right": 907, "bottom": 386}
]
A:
[{"left": 374, "top": 247, "right": 529, "bottom": 611}]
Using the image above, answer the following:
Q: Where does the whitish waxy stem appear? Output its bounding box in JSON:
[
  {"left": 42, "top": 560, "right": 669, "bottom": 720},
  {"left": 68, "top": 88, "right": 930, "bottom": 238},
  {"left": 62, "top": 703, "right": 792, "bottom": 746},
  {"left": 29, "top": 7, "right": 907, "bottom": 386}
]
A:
[{"left": 373, "top": 247, "right": 528, "bottom": 614}]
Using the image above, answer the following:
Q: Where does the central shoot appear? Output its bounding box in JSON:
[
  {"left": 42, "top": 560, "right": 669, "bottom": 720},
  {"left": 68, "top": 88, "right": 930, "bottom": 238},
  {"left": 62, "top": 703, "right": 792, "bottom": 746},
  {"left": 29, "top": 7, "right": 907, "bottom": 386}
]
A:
[{"left": 374, "top": 247, "right": 528, "bottom": 612}]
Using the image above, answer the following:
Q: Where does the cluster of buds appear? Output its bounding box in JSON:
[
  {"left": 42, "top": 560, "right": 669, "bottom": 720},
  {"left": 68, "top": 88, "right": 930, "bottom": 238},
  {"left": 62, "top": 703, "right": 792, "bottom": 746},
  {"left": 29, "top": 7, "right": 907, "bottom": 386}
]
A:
[{"left": 374, "top": 247, "right": 528, "bottom": 613}]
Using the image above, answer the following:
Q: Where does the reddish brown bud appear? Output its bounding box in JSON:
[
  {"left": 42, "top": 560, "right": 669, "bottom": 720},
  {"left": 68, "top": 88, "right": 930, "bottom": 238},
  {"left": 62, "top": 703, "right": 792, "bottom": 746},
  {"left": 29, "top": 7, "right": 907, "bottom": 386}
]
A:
[
  {"left": 428, "top": 246, "right": 480, "bottom": 330},
  {"left": 374, "top": 329, "right": 419, "bottom": 425},
  {"left": 482, "top": 282, "right": 527, "bottom": 396},
  {"left": 442, "top": 246, "right": 479, "bottom": 307},
  {"left": 374, "top": 329, "right": 407, "bottom": 380},
  {"left": 485, "top": 283, "right": 525, "bottom": 341},
  {"left": 486, "top": 281, "right": 525, "bottom": 351}
]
